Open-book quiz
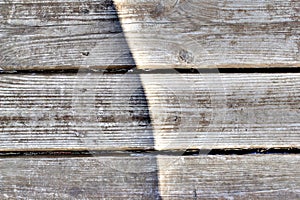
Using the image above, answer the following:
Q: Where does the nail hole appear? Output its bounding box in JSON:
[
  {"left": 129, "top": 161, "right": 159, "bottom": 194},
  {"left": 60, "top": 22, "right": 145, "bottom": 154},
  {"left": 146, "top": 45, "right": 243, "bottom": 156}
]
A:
[
  {"left": 81, "top": 8, "right": 90, "bottom": 14},
  {"left": 81, "top": 51, "right": 90, "bottom": 56}
]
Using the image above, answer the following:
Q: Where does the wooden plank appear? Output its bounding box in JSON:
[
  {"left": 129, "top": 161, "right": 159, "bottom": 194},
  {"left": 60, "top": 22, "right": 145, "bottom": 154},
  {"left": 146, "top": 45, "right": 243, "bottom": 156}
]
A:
[
  {"left": 0, "top": 0, "right": 299, "bottom": 70},
  {"left": 157, "top": 155, "right": 300, "bottom": 199},
  {"left": 0, "top": 155, "right": 161, "bottom": 199},
  {"left": 0, "top": 155, "right": 298, "bottom": 199},
  {"left": 0, "top": 73, "right": 299, "bottom": 151}
]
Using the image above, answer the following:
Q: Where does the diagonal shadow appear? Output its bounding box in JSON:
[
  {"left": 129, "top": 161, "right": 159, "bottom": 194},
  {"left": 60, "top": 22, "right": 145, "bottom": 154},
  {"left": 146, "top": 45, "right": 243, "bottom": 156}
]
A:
[{"left": 80, "top": 1, "right": 162, "bottom": 199}]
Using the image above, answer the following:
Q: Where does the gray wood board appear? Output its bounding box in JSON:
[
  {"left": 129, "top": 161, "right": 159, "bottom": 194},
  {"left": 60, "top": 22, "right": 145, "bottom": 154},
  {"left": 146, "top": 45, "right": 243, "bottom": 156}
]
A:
[
  {"left": 0, "top": 0, "right": 299, "bottom": 69},
  {"left": 0, "top": 155, "right": 299, "bottom": 199},
  {"left": 0, "top": 73, "right": 299, "bottom": 151}
]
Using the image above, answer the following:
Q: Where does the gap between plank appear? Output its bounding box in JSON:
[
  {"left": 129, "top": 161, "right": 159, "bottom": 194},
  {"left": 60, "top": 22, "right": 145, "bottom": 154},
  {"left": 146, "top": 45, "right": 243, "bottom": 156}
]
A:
[
  {"left": 2, "top": 67, "right": 300, "bottom": 74},
  {"left": 0, "top": 148, "right": 299, "bottom": 158}
]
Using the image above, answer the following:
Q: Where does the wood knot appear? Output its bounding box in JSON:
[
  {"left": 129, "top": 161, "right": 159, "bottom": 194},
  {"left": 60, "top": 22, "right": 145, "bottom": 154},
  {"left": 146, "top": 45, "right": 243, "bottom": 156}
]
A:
[
  {"left": 178, "top": 49, "right": 194, "bottom": 64},
  {"left": 150, "top": 3, "right": 165, "bottom": 18},
  {"left": 68, "top": 187, "right": 84, "bottom": 197}
]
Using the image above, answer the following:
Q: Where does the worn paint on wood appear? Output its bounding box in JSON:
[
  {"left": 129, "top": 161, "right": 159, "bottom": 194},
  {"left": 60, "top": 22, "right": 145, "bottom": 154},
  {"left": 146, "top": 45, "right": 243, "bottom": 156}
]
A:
[
  {"left": 0, "top": 73, "right": 299, "bottom": 151},
  {"left": 0, "top": 155, "right": 298, "bottom": 199},
  {"left": 0, "top": 0, "right": 299, "bottom": 69}
]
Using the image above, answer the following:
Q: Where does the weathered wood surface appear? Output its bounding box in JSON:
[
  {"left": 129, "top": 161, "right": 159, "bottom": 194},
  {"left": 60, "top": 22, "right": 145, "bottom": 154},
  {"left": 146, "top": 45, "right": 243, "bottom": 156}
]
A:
[
  {"left": 0, "top": 73, "right": 299, "bottom": 151},
  {"left": 1, "top": 1, "right": 299, "bottom": 199},
  {"left": 0, "top": 0, "right": 299, "bottom": 70},
  {"left": 0, "top": 155, "right": 298, "bottom": 199},
  {"left": 157, "top": 155, "right": 300, "bottom": 199}
]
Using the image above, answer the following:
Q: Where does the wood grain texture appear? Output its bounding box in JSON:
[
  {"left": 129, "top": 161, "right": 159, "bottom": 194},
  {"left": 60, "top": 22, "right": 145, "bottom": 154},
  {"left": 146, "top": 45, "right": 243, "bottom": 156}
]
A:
[
  {"left": 157, "top": 155, "right": 300, "bottom": 199},
  {"left": 0, "top": 73, "right": 299, "bottom": 151},
  {"left": 0, "top": 155, "right": 299, "bottom": 199},
  {"left": 0, "top": 0, "right": 299, "bottom": 70}
]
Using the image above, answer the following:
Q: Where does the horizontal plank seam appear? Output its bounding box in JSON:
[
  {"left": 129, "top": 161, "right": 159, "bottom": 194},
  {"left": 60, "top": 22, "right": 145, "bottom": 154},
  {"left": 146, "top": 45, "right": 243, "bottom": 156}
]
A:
[
  {"left": 2, "top": 67, "right": 300, "bottom": 74},
  {"left": 0, "top": 148, "right": 299, "bottom": 158}
]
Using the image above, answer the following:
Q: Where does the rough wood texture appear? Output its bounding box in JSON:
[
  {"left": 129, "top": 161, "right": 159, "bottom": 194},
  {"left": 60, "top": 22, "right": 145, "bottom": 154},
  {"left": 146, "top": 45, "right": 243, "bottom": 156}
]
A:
[
  {"left": 1, "top": 1, "right": 299, "bottom": 199},
  {"left": 0, "top": 155, "right": 298, "bottom": 199},
  {"left": 157, "top": 155, "right": 300, "bottom": 199},
  {"left": 0, "top": 0, "right": 299, "bottom": 70},
  {"left": 0, "top": 73, "right": 299, "bottom": 151}
]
